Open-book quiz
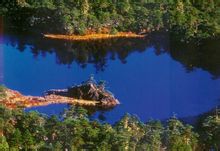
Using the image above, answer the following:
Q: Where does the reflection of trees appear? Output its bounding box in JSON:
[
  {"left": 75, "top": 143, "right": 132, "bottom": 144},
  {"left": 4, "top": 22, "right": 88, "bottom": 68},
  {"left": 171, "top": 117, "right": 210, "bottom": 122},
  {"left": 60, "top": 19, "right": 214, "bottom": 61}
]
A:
[
  {"left": 5, "top": 31, "right": 169, "bottom": 71},
  {"left": 4, "top": 30, "right": 220, "bottom": 78},
  {"left": 169, "top": 38, "right": 220, "bottom": 79}
]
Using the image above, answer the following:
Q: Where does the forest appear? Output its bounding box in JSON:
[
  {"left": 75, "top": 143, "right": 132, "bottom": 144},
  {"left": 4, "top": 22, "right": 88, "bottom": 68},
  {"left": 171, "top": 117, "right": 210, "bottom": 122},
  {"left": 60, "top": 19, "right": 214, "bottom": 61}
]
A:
[
  {"left": 1, "top": 85, "right": 220, "bottom": 150},
  {"left": 0, "top": 0, "right": 220, "bottom": 40},
  {"left": 1, "top": 104, "right": 220, "bottom": 150}
]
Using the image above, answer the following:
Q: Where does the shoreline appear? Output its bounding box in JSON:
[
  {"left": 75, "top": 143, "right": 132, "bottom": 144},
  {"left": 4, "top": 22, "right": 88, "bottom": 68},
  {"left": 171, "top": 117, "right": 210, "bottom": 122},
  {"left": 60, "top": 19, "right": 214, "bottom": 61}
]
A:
[{"left": 44, "top": 32, "right": 146, "bottom": 41}]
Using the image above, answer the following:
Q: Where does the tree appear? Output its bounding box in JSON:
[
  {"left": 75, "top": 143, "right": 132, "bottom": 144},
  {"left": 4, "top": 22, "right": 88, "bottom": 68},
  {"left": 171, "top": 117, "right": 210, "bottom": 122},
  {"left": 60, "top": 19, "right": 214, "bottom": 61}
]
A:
[
  {"left": 164, "top": 117, "right": 198, "bottom": 151},
  {"left": 200, "top": 116, "right": 220, "bottom": 150},
  {"left": 8, "top": 129, "right": 22, "bottom": 150},
  {"left": 138, "top": 120, "right": 163, "bottom": 151},
  {"left": 23, "top": 130, "right": 35, "bottom": 150},
  {"left": 80, "top": 0, "right": 90, "bottom": 16}
]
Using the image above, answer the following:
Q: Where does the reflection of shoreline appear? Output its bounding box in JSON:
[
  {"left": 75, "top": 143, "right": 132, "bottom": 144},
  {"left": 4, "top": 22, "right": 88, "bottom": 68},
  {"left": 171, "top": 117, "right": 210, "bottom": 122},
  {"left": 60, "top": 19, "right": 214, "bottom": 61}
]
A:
[
  {"left": 0, "top": 17, "right": 3, "bottom": 83},
  {"left": 4, "top": 31, "right": 156, "bottom": 71},
  {"left": 169, "top": 38, "right": 220, "bottom": 79},
  {"left": 3, "top": 29, "right": 220, "bottom": 78}
]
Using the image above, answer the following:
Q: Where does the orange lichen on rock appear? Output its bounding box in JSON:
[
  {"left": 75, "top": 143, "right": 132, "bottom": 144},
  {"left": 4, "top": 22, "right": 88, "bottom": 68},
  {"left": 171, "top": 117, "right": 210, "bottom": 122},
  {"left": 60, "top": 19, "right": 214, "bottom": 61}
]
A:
[{"left": 44, "top": 32, "right": 146, "bottom": 41}]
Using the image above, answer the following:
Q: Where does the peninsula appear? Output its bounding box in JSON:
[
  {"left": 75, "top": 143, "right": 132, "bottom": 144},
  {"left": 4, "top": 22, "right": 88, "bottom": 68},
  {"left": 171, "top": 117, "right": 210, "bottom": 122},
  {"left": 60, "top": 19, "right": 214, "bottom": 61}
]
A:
[{"left": 0, "top": 79, "right": 119, "bottom": 109}]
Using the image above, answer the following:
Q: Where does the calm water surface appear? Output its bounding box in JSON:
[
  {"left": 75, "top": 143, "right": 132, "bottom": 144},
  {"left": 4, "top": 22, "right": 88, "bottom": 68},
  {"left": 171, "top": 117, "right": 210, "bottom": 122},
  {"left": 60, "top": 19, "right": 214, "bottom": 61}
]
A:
[{"left": 1, "top": 32, "right": 220, "bottom": 123}]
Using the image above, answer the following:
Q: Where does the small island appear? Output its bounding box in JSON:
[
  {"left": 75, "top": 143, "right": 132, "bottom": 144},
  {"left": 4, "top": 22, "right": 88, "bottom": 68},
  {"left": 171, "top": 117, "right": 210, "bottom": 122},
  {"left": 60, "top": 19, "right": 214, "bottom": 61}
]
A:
[{"left": 0, "top": 78, "right": 119, "bottom": 109}]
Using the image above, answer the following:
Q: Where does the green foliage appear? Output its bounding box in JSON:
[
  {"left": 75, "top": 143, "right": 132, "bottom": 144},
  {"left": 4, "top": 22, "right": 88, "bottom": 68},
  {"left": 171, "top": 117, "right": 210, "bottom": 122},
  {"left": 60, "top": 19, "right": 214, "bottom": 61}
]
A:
[
  {"left": 8, "top": 129, "right": 22, "bottom": 150},
  {"left": 137, "top": 120, "right": 163, "bottom": 151},
  {"left": 1, "top": 0, "right": 219, "bottom": 40},
  {"left": 0, "top": 105, "right": 219, "bottom": 150},
  {"left": 199, "top": 115, "right": 220, "bottom": 150},
  {"left": 164, "top": 117, "right": 198, "bottom": 151},
  {"left": 110, "top": 28, "right": 118, "bottom": 35},
  {"left": 0, "top": 136, "right": 9, "bottom": 150}
]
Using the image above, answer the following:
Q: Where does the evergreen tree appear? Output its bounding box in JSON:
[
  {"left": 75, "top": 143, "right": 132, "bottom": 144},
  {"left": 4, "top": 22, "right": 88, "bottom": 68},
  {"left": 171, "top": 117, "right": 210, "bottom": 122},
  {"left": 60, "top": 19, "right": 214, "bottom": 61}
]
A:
[{"left": 8, "top": 129, "right": 22, "bottom": 150}]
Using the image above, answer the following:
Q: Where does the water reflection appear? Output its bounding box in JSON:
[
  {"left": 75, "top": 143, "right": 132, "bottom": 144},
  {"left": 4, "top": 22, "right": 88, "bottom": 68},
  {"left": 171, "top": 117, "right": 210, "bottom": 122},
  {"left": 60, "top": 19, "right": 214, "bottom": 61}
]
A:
[
  {"left": 3, "top": 31, "right": 169, "bottom": 72},
  {"left": 3, "top": 31, "right": 220, "bottom": 78},
  {"left": 169, "top": 38, "right": 220, "bottom": 79}
]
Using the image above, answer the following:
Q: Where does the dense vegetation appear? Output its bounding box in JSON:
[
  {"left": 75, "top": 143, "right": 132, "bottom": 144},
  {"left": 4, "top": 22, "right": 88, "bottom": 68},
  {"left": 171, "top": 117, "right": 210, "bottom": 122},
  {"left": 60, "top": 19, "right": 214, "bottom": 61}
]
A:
[
  {"left": 1, "top": 0, "right": 220, "bottom": 40},
  {"left": 0, "top": 103, "right": 220, "bottom": 150}
]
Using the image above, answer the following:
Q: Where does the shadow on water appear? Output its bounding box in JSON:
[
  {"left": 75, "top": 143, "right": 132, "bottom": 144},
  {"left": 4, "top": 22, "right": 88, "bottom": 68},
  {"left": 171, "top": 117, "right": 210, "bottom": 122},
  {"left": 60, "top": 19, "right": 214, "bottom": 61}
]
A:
[
  {"left": 3, "top": 31, "right": 169, "bottom": 72},
  {"left": 169, "top": 38, "right": 220, "bottom": 79},
  {"left": 3, "top": 29, "right": 220, "bottom": 79}
]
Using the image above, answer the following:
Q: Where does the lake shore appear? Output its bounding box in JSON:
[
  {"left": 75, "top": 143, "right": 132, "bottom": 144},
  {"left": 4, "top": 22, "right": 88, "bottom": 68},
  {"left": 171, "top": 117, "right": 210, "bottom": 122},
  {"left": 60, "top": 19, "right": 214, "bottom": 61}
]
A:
[{"left": 44, "top": 32, "right": 146, "bottom": 41}]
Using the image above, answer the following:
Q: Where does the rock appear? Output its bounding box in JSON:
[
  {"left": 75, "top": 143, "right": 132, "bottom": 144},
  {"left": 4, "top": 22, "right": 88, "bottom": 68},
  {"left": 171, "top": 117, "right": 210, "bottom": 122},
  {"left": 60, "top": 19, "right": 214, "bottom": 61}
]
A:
[{"left": 45, "top": 80, "right": 120, "bottom": 107}]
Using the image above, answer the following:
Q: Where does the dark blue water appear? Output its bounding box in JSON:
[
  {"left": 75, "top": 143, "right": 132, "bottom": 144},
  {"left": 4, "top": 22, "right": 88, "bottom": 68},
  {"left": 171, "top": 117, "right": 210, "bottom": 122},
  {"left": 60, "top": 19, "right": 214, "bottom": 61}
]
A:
[{"left": 1, "top": 33, "right": 220, "bottom": 123}]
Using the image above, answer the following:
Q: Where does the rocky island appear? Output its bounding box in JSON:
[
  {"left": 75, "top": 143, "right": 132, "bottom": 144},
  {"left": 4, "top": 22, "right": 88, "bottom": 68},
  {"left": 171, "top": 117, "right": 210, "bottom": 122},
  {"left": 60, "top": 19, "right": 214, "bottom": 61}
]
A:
[{"left": 0, "top": 78, "right": 119, "bottom": 109}]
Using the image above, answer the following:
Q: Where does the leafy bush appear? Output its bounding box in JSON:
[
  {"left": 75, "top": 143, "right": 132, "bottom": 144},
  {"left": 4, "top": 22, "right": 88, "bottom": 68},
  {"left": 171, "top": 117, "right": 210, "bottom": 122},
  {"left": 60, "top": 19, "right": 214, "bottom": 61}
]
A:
[{"left": 110, "top": 28, "right": 118, "bottom": 35}]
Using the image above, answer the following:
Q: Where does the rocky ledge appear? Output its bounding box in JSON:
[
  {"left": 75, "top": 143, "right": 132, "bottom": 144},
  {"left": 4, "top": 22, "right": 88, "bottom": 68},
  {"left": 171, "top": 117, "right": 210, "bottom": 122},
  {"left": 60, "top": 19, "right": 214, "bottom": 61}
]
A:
[{"left": 0, "top": 79, "right": 120, "bottom": 109}]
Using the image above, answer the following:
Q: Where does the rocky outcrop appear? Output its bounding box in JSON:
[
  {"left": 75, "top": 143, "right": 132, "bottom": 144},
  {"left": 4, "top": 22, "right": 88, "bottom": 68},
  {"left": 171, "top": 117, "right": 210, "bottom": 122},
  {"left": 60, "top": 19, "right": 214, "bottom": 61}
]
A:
[
  {"left": 45, "top": 80, "right": 119, "bottom": 106},
  {"left": 0, "top": 80, "right": 119, "bottom": 109}
]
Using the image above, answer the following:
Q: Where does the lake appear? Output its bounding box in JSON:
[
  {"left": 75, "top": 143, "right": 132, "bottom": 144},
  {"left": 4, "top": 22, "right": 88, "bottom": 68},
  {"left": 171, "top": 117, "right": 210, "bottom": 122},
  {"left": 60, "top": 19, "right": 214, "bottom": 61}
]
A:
[{"left": 1, "top": 31, "right": 220, "bottom": 123}]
